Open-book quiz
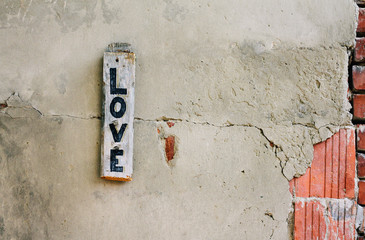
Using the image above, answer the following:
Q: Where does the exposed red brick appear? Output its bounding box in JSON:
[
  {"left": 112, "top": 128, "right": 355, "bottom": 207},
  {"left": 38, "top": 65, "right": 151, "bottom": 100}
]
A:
[
  {"left": 311, "top": 141, "right": 325, "bottom": 197},
  {"left": 355, "top": 38, "right": 365, "bottom": 63},
  {"left": 325, "top": 137, "right": 333, "bottom": 198},
  {"left": 359, "top": 181, "right": 365, "bottom": 205},
  {"left": 358, "top": 125, "right": 365, "bottom": 151},
  {"left": 332, "top": 132, "right": 340, "bottom": 199},
  {"left": 165, "top": 136, "right": 175, "bottom": 161},
  {"left": 354, "top": 95, "right": 365, "bottom": 120},
  {"left": 359, "top": 9, "right": 365, "bottom": 33},
  {"left": 294, "top": 201, "right": 305, "bottom": 240},
  {"left": 0, "top": 103, "right": 7, "bottom": 109},
  {"left": 359, "top": 153, "right": 365, "bottom": 178},
  {"left": 305, "top": 201, "right": 312, "bottom": 239},
  {"left": 353, "top": 66, "right": 365, "bottom": 91},
  {"left": 294, "top": 200, "right": 356, "bottom": 240},
  {"left": 166, "top": 121, "right": 175, "bottom": 128},
  {"left": 289, "top": 179, "right": 294, "bottom": 196},
  {"left": 294, "top": 167, "right": 310, "bottom": 198},
  {"left": 346, "top": 129, "right": 356, "bottom": 199},
  {"left": 339, "top": 129, "right": 347, "bottom": 199},
  {"left": 290, "top": 129, "right": 356, "bottom": 199}
]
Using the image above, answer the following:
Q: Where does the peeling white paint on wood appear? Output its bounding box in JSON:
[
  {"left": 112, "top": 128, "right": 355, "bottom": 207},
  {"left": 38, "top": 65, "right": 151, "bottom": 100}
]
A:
[{"left": 101, "top": 43, "right": 135, "bottom": 181}]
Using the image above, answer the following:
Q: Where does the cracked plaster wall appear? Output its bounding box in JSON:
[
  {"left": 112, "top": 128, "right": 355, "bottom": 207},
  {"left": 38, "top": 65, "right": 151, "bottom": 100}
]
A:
[{"left": 0, "top": 0, "right": 358, "bottom": 239}]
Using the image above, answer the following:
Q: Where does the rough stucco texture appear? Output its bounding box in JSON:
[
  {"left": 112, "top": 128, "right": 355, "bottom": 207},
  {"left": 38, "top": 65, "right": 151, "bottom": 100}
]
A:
[{"left": 0, "top": 0, "right": 357, "bottom": 239}]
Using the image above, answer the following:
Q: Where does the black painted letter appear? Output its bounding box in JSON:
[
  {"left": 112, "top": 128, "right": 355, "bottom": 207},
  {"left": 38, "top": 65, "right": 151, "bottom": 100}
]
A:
[
  {"left": 110, "top": 68, "right": 127, "bottom": 95},
  {"left": 110, "top": 149, "right": 124, "bottom": 172},
  {"left": 109, "top": 123, "right": 128, "bottom": 142},
  {"left": 110, "top": 97, "right": 126, "bottom": 118}
]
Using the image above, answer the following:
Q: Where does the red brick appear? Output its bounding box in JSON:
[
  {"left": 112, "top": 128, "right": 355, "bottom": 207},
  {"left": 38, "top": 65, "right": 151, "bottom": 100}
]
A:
[
  {"left": 354, "top": 95, "right": 365, "bottom": 120},
  {"left": 294, "top": 201, "right": 305, "bottom": 240},
  {"left": 358, "top": 125, "right": 365, "bottom": 151},
  {"left": 290, "top": 129, "right": 355, "bottom": 199},
  {"left": 312, "top": 201, "right": 319, "bottom": 239},
  {"left": 289, "top": 179, "right": 294, "bottom": 196},
  {"left": 325, "top": 137, "right": 333, "bottom": 198},
  {"left": 328, "top": 202, "right": 338, "bottom": 239},
  {"left": 353, "top": 66, "right": 365, "bottom": 90},
  {"left": 359, "top": 9, "right": 365, "bottom": 33},
  {"left": 294, "top": 167, "right": 310, "bottom": 198},
  {"left": 359, "top": 181, "right": 365, "bottom": 205},
  {"left": 332, "top": 132, "right": 340, "bottom": 199},
  {"left": 305, "top": 201, "right": 312, "bottom": 239},
  {"left": 311, "top": 141, "right": 325, "bottom": 197},
  {"left": 165, "top": 136, "right": 175, "bottom": 161},
  {"left": 355, "top": 38, "right": 365, "bottom": 62},
  {"left": 294, "top": 200, "right": 356, "bottom": 240},
  {"left": 345, "top": 129, "right": 356, "bottom": 199},
  {"left": 359, "top": 153, "right": 365, "bottom": 178},
  {"left": 339, "top": 129, "right": 347, "bottom": 199}
]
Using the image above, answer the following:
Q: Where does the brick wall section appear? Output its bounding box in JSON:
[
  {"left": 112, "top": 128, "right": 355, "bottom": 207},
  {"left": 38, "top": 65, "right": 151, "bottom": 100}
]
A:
[
  {"left": 290, "top": 130, "right": 356, "bottom": 199},
  {"left": 330, "top": 3, "right": 365, "bottom": 239},
  {"left": 289, "top": 129, "right": 356, "bottom": 240},
  {"left": 291, "top": 4, "right": 365, "bottom": 238},
  {"left": 294, "top": 200, "right": 356, "bottom": 240}
]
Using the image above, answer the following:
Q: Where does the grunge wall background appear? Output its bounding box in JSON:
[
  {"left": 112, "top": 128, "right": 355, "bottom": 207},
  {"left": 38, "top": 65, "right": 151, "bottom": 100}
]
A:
[{"left": 0, "top": 1, "right": 358, "bottom": 239}]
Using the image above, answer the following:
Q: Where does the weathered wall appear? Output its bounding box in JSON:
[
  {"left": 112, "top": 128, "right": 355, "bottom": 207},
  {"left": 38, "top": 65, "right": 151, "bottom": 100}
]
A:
[{"left": 0, "top": 0, "right": 358, "bottom": 239}]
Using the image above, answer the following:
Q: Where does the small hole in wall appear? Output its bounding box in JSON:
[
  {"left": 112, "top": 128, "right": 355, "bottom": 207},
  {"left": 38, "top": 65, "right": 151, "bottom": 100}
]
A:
[{"left": 316, "top": 80, "right": 321, "bottom": 88}]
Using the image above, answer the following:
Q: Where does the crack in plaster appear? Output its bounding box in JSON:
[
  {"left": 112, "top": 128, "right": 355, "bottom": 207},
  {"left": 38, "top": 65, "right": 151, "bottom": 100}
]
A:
[
  {"left": 135, "top": 116, "right": 292, "bottom": 181},
  {"left": 0, "top": 91, "right": 351, "bottom": 184}
]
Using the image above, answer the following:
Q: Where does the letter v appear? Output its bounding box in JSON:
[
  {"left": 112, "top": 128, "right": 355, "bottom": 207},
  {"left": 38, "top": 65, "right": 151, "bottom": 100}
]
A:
[{"left": 109, "top": 123, "right": 128, "bottom": 142}]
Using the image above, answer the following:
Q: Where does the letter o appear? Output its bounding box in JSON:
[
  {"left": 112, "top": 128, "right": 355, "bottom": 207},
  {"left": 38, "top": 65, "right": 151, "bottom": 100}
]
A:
[{"left": 110, "top": 97, "right": 126, "bottom": 118}]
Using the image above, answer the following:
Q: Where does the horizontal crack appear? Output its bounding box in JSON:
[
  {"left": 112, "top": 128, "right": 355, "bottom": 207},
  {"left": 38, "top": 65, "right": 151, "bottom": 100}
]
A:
[
  {"left": 44, "top": 114, "right": 101, "bottom": 120},
  {"left": 134, "top": 116, "right": 290, "bottom": 181},
  {"left": 134, "top": 117, "right": 255, "bottom": 128}
]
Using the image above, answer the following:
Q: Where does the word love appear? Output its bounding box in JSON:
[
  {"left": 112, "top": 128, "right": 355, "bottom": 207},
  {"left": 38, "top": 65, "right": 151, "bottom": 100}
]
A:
[{"left": 101, "top": 43, "right": 135, "bottom": 181}]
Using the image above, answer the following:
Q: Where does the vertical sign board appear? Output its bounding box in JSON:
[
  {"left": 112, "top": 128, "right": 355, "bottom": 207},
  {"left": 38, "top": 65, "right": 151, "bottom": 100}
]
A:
[{"left": 101, "top": 43, "right": 135, "bottom": 181}]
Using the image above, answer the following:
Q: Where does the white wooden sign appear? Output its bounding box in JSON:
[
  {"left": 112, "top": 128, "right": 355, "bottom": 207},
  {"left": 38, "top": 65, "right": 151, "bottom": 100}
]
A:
[{"left": 101, "top": 43, "right": 135, "bottom": 181}]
